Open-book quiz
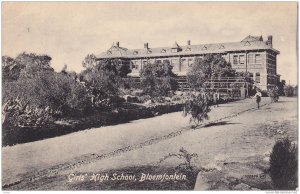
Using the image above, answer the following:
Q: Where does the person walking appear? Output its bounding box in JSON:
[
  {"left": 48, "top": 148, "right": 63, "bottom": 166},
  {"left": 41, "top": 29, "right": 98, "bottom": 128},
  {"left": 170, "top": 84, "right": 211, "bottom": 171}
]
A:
[
  {"left": 253, "top": 89, "right": 262, "bottom": 109},
  {"left": 213, "top": 91, "right": 220, "bottom": 107}
]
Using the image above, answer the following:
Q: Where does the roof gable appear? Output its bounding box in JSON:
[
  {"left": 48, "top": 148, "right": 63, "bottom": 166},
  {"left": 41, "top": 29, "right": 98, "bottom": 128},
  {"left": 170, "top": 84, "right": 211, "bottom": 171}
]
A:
[{"left": 241, "top": 35, "right": 263, "bottom": 42}]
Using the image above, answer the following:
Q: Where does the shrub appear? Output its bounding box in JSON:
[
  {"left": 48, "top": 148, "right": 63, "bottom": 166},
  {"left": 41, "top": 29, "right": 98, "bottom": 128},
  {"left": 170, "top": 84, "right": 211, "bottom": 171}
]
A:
[
  {"left": 140, "top": 61, "right": 178, "bottom": 97},
  {"left": 159, "top": 147, "right": 198, "bottom": 172},
  {"left": 268, "top": 86, "right": 280, "bottom": 102},
  {"left": 81, "top": 59, "right": 132, "bottom": 108},
  {"left": 269, "top": 138, "right": 298, "bottom": 190},
  {"left": 183, "top": 92, "right": 211, "bottom": 126},
  {"left": 284, "top": 85, "right": 295, "bottom": 97},
  {"left": 119, "top": 77, "right": 141, "bottom": 90},
  {"left": 3, "top": 71, "right": 92, "bottom": 114},
  {"left": 2, "top": 97, "right": 56, "bottom": 129},
  {"left": 138, "top": 95, "right": 152, "bottom": 103}
]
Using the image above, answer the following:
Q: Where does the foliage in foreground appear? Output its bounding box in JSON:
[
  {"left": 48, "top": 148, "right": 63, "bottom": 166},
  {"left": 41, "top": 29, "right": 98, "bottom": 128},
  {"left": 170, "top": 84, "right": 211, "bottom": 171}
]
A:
[
  {"left": 183, "top": 92, "right": 211, "bottom": 127},
  {"left": 269, "top": 138, "right": 298, "bottom": 190},
  {"left": 159, "top": 147, "right": 198, "bottom": 172},
  {"left": 2, "top": 97, "right": 58, "bottom": 129}
]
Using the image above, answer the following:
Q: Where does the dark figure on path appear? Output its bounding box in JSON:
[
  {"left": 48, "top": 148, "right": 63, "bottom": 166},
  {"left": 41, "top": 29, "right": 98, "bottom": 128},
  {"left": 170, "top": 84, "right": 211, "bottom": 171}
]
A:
[
  {"left": 253, "top": 89, "right": 262, "bottom": 109},
  {"left": 213, "top": 91, "right": 220, "bottom": 107}
]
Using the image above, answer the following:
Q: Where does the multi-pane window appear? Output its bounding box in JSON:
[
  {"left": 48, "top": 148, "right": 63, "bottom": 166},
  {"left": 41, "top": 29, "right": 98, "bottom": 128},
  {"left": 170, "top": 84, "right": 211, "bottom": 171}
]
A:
[
  {"left": 233, "top": 55, "right": 238, "bottom": 65},
  {"left": 248, "top": 53, "right": 262, "bottom": 64},
  {"left": 255, "top": 73, "right": 260, "bottom": 83},
  {"left": 255, "top": 54, "right": 262, "bottom": 64},
  {"left": 248, "top": 54, "right": 255, "bottom": 64},
  {"left": 239, "top": 55, "right": 245, "bottom": 64}
]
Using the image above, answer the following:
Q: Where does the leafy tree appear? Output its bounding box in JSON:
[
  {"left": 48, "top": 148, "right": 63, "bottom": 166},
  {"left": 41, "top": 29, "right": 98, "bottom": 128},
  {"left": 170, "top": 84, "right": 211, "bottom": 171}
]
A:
[
  {"left": 284, "top": 85, "right": 295, "bottom": 97},
  {"left": 80, "top": 59, "right": 131, "bottom": 107},
  {"left": 278, "top": 80, "right": 286, "bottom": 96},
  {"left": 16, "top": 52, "right": 53, "bottom": 77},
  {"left": 3, "top": 72, "right": 91, "bottom": 114},
  {"left": 2, "top": 56, "right": 23, "bottom": 81},
  {"left": 140, "top": 60, "right": 178, "bottom": 97},
  {"left": 210, "top": 54, "right": 236, "bottom": 79},
  {"left": 187, "top": 54, "right": 235, "bottom": 91},
  {"left": 82, "top": 54, "right": 98, "bottom": 69}
]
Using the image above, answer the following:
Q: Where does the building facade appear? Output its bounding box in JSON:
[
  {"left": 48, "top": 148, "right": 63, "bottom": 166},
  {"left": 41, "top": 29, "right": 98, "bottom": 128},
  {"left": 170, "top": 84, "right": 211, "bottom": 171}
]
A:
[{"left": 97, "top": 35, "right": 280, "bottom": 90}]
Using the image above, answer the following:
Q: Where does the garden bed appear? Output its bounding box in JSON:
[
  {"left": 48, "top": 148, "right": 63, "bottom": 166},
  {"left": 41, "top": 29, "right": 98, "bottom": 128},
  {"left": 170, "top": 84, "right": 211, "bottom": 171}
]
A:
[{"left": 2, "top": 102, "right": 183, "bottom": 146}]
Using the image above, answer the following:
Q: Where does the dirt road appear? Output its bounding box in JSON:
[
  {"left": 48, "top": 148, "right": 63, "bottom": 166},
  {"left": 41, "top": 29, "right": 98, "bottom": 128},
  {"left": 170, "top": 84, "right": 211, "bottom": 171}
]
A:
[{"left": 2, "top": 97, "right": 297, "bottom": 190}]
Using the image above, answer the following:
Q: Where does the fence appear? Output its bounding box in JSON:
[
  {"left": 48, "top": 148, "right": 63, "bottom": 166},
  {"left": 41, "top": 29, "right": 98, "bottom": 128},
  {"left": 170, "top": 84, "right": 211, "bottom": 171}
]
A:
[{"left": 124, "top": 76, "right": 254, "bottom": 99}]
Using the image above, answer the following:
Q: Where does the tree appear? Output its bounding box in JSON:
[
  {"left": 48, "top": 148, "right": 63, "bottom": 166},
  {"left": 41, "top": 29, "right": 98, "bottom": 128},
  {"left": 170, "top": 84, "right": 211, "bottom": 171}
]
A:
[
  {"left": 184, "top": 54, "right": 235, "bottom": 127},
  {"left": 80, "top": 59, "right": 131, "bottom": 107},
  {"left": 2, "top": 56, "right": 24, "bottom": 81},
  {"left": 284, "top": 85, "right": 295, "bottom": 97},
  {"left": 278, "top": 80, "right": 286, "bottom": 96},
  {"left": 187, "top": 54, "right": 235, "bottom": 91},
  {"left": 15, "top": 52, "right": 54, "bottom": 78},
  {"left": 140, "top": 60, "right": 178, "bottom": 97},
  {"left": 82, "top": 54, "right": 98, "bottom": 69}
]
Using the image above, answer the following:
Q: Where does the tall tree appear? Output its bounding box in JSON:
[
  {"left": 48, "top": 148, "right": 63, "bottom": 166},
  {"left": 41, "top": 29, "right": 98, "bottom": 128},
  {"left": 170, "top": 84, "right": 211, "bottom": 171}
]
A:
[
  {"left": 82, "top": 54, "right": 98, "bottom": 69},
  {"left": 187, "top": 54, "right": 235, "bottom": 91},
  {"left": 15, "top": 52, "right": 53, "bottom": 78},
  {"left": 140, "top": 60, "right": 178, "bottom": 97}
]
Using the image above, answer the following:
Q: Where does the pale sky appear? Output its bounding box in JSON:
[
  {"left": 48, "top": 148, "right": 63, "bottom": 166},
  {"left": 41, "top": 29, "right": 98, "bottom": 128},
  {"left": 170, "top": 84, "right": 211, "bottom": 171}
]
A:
[{"left": 2, "top": 2, "right": 298, "bottom": 84}]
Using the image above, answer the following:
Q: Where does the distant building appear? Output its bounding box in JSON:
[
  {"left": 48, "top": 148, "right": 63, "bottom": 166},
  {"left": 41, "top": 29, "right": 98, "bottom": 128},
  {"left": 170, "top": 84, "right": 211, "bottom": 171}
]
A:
[{"left": 97, "top": 35, "right": 280, "bottom": 90}]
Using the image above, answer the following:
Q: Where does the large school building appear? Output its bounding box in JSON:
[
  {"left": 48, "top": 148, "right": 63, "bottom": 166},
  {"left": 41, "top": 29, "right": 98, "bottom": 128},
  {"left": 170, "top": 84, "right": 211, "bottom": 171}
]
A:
[{"left": 96, "top": 35, "right": 280, "bottom": 90}]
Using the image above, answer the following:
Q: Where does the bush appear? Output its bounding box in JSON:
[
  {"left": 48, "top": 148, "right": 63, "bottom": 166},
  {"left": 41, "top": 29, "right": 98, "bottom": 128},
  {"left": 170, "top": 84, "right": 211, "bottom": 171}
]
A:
[
  {"left": 183, "top": 92, "right": 211, "bottom": 126},
  {"left": 2, "top": 97, "right": 56, "bottom": 129},
  {"left": 159, "top": 147, "right": 198, "bottom": 172},
  {"left": 138, "top": 95, "right": 152, "bottom": 103},
  {"left": 284, "top": 85, "right": 295, "bottom": 97},
  {"left": 140, "top": 61, "right": 178, "bottom": 97},
  {"left": 3, "top": 72, "right": 92, "bottom": 116},
  {"left": 269, "top": 138, "right": 298, "bottom": 190},
  {"left": 268, "top": 87, "right": 280, "bottom": 102}
]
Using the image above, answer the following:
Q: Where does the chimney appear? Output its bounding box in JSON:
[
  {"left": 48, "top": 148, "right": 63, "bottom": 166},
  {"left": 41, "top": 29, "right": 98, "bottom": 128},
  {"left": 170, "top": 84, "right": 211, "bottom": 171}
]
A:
[
  {"left": 267, "top": 35, "right": 273, "bottom": 47},
  {"left": 115, "top": 42, "right": 120, "bottom": 47},
  {"left": 187, "top": 40, "right": 191, "bottom": 46},
  {"left": 144, "top": 43, "right": 149, "bottom": 49}
]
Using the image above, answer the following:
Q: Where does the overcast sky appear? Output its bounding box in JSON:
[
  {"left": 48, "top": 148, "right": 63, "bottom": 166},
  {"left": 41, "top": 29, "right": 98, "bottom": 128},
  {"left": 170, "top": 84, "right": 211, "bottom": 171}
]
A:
[{"left": 2, "top": 2, "right": 298, "bottom": 84}]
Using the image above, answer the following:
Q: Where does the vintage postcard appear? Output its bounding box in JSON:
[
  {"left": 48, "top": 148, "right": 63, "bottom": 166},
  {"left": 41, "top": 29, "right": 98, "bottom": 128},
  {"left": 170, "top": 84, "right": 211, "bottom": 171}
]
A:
[{"left": 2, "top": 2, "right": 298, "bottom": 191}]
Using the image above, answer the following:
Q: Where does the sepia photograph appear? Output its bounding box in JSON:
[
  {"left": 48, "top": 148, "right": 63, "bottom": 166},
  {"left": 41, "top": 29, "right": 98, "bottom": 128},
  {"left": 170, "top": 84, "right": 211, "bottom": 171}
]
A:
[{"left": 1, "top": 1, "right": 298, "bottom": 191}]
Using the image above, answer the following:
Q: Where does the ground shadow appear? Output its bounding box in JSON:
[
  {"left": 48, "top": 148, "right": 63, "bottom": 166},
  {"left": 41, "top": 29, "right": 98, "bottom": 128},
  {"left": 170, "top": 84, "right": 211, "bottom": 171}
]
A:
[{"left": 204, "top": 121, "right": 240, "bottom": 128}]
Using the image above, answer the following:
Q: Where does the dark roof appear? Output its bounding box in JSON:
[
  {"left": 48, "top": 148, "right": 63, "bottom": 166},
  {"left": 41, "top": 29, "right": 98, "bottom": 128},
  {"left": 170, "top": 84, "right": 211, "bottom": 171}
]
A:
[{"left": 97, "top": 35, "right": 279, "bottom": 59}]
